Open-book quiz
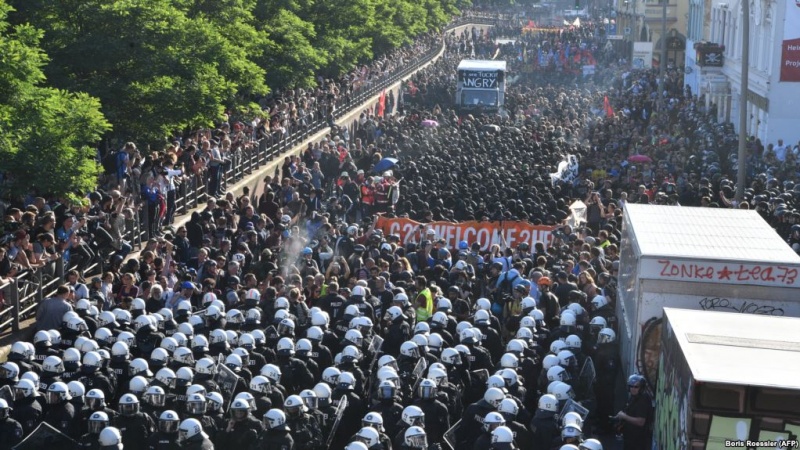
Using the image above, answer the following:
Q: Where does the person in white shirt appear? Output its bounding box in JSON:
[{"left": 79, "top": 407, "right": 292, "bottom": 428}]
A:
[{"left": 774, "top": 139, "right": 787, "bottom": 162}]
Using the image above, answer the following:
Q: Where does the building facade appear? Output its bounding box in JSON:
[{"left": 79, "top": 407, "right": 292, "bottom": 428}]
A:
[
  {"left": 614, "top": 0, "right": 688, "bottom": 68},
  {"left": 692, "top": 0, "right": 800, "bottom": 147}
]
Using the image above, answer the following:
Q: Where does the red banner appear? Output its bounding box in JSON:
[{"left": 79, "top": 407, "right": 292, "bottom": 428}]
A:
[
  {"left": 603, "top": 95, "right": 614, "bottom": 117},
  {"left": 781, "top": 38, "right": 800, "bottom": 82},
  {"left": 374, "top": 216, "right": 556, "bottom": 251}
]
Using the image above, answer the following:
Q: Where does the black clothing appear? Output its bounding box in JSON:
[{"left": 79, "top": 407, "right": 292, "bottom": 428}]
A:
[
  {"left": 179, "top": 435, "right": 214, "bottom": 450},
  {"left": 413, "top": 398, "right": 450, "bottom": 443},
  {"left": 147, "top": 431, "right": 181, "bottom": 450},
  {"left": 12, "top": 396, "right": 42, "bottom": 436},
  {"left": 254, "top": 427, "right": 295, "bottom": 450},
  {"left": 622, "top": 392, "right": 653, "bottom": 450},
  {"left": 0, "top": 417, "right": 24, "bottom": 448},
  {"left": 114, "top": 412, "right": 156, "bottom": 450},
  {"left": 43, "top": 401, "right": 79, "bottom": 439},
  {"left": 275, "top": 356, "right": 314, "bottom": 394},
  {"left": 286, "top": 413, "right": 323, "bottom": 450},
  {"left": 215, "top": 415, "right": 263, "bottom": 448},
  {"left": 530, "top": 409, "right": 559, "bottom": 450},
  {"left": 455, "top": 399, "right": 493, "bottom": 449},
  {"left": 383, "top": 320, "right": 411, "bottom": 357}
]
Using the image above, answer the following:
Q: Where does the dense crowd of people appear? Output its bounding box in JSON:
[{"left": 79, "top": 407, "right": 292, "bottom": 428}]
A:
[{"left": 0, "top": 4, "right": 799, "bottom": 450}]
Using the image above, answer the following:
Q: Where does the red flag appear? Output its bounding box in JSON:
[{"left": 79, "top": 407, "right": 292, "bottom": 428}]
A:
[
  {"left": 377, "top": 90, "right": 386, "bottom": 117},
  {"left": 603, "top": 96, "right": 614, "bottom": 118},
  {"left": 527, "top": 19, "right": 536, "bottom": 28}
]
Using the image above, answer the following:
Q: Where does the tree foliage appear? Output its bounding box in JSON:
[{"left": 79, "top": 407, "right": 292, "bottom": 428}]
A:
[
  {"left": 0, "top": 1, "right": 109, "bottom": 202},
  {"left": 6, "top": 0, "right": 461, "bottom": 144}
]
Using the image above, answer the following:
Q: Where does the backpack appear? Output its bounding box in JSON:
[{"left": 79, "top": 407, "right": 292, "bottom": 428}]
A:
[
  {"left": 498, "top": 271, "right": 519, "bottom": 295},
  {"left": 102, "top": 150, "right": 119, "bottom": 174}
]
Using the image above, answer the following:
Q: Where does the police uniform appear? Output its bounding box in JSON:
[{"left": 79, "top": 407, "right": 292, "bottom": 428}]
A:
[
  {"left": 455, "top": 399, "right": 493, "bottom": 449},
  {"left": 114, "top": 411, "right": 155, "bottom": 450},
  {"left": 12, "top": 396, "right": 42, "bottom": 436},
  {"left": 0, "top": 415, "right": 23, "bottom": 448},
  {"left": 286, "top": 413, "right": 323, "bottom": 450},
  {"left": 147, "top": 431, "right": 181, "bottom": 450},
  {"left": 254, "top": 426, "right": 295, "bottom": 450}
]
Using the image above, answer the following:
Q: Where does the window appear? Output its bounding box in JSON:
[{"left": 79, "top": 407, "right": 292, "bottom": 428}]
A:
[
  {"left": 751, "top": 388, "right": 800, "bottom": 416},
  {"left": 461, "top": 90, "right": 498, "bottom": 107},
  {"left": 695, "top": 383, "right": 744, "bottom": 412}
]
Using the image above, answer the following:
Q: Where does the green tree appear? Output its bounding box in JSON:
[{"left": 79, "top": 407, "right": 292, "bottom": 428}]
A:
[
  {"left": 11, "top": 0, "right": 267, "bottom": 143},
  {"left": 369, "top": 0, "right": 428, "bottom": 54},
  {"left": 0, "top": 1, "right": 109, "bottom": 202},
  {"left": 253, "top": 0, "right": 329, "bottom": 89},
  {"left": 298, "top": 0, "right": 376, "bottom": 78}
]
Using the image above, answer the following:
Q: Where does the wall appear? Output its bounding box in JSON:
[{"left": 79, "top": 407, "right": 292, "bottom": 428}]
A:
[
  {"left": 768, "top": 0, "right": 800, "bottom": 146},
  {"left": 685, "top": 40, "right": 700, "bottom": 94},
  {"left": 653, "top": 316, "right": 693, "bottom": 450},
  {"left": 622, "top": 277, "right": 800, "bottom": 383}
]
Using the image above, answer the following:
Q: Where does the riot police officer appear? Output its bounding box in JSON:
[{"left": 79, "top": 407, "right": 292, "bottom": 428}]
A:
[
  {"left": 147, "top": 410, "right": 181, "bottom": 450},
  {"left": 284, "top": 395, "right": 324, "bottom": 450},
  {"left": 114, "top": 393, "right": 155, "bottom": 450},
  {"left": 256, "top": 409, "right": 295, "bottom": 450},
  {"left": 0, "top": 399, "right": 23, "bottom": 448}
]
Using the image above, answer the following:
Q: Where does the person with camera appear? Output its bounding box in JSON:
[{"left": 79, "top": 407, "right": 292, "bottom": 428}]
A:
[
  {"left": 585, "top": 191, "right": 607, "bottom": 236},
  {"left": 613, "top": 374, "right": 653, "bottom": 450}
]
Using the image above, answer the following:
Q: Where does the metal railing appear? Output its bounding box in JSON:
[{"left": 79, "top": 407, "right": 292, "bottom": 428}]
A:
[{"left": 0, "top": 14, "right": 504, "bottom": 335}]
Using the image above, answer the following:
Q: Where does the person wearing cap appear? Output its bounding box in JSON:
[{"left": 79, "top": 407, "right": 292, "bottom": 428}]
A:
[
  {"left": 536, "top": 277, "right": 559, "bottom": 330},
  {"left": 166, "top": 281, "right": 195, "bottom": 311}
]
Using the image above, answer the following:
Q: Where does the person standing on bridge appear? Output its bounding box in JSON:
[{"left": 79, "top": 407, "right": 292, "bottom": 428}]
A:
[{"left": 36, "top": 285, "right": 73, "bottom": 332}]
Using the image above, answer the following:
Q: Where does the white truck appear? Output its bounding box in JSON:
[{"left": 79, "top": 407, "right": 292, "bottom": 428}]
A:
[
  {"left": 616, "top": 204, "right": 800, "bottom": 385},
  {"left": 455, "top": 59, "right": 507, "bottom": 112},
  {"left": 654, "top": 308, "right": 800, "bottom": 450}
]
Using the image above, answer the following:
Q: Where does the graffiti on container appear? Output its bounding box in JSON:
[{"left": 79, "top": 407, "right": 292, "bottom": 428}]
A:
[
  {"left": 638, "top": 317, "right": 663, "bottom": 386},
  {"left": 656, "top": 259, "right": 799, "bottom": 285},
  {"left": 698, "top": 297, "right": 785, "bottom": 316},
  {"left": 653, "top": 321, "right": 690, "bottom": 450}
]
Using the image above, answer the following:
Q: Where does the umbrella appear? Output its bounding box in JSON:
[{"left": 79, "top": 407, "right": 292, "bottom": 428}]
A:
[
  {"left": 627, "top": 154, "right": 652, "bottom": 163},
  {"left": 373, "top": 157, "right": 399, "bottom": 173},
  {"left": 421, "top": 120, "right": 439, "bottom": 127}
]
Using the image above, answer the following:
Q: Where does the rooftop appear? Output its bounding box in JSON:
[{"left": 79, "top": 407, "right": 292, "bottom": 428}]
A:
[
  {"left": 457, "top": 59, "right": 507, "bottom": 71},
  {"left": 624, "top": 204, "right": 800, "bottom": 264},
  {"left": 665, "top": 307, "right": 800, "bottom": 390}
]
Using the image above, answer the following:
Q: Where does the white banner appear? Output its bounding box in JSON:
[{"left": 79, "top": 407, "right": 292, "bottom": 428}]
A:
[
  {"left": 633, "top": 42, "right": 654, "bottom": 69},
  {"left": 550, "top": 154, "right": 580, "bottom": 186}
]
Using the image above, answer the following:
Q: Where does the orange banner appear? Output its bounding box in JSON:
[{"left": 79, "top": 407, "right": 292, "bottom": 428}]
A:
[{"left": 375, "top": 216, "right": 556, "bottom": 251}]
